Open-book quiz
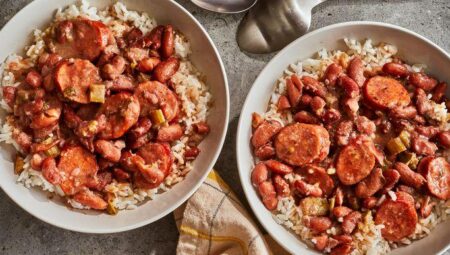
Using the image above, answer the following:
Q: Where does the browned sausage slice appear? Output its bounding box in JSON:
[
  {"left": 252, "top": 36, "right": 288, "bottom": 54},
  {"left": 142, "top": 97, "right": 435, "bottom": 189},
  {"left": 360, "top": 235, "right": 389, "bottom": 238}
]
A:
[
  {"left": 97, "top": 93, "right": 140, "bottom": 139},
  {"left": 363, "top": 76, "right": 411, "bottom": 110},
  {"left": 375, "top": 193, "right": 418, "bottom": 241},
  {"left": 53, "top": 18, "right": 111, "bottom": 61},
  {"left": 251, "top": 120, "right": 282, "bottom": 148},
  {"left": 275, "top": 123, "right": 330, "bottom": 166},
  {"left": 58, "top": 146, "right": 99, "bottom": 195},
  {"left": 54, "top": 59, "right": 101, "bottom": 103},
  {"left": 336, "top": 139, "right": 375, "bottom": 185},
  {"left": 134, "top": 81, "right": 179, "bottom": 121},
  {"left": 137, "top": 142, "right": 173, "bottom": 176},
  {"left": 297, "top": 165, "right": 334, "bottom": 196},
  {"left": 424, "top": 157, "right": 450, "bottom": 200}
]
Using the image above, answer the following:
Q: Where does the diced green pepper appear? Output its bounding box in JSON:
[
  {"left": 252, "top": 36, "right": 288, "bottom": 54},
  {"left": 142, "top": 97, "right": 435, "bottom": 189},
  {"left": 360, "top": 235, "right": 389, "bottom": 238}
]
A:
[
  {"left": 89, "top": 84, "right": 106, "bottom": 103},
  {"left": 387, "top": 137, "right": 407, "bottom": 155},
  {"left": 150, "top": 109, "right": 166, "bottom": 125}
]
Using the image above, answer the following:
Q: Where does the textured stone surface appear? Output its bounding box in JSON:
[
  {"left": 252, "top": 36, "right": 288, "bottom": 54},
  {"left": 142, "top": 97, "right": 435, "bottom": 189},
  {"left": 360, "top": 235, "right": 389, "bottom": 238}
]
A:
[{"left": 0, "top": 0, "right": 448, "bottom": 254}]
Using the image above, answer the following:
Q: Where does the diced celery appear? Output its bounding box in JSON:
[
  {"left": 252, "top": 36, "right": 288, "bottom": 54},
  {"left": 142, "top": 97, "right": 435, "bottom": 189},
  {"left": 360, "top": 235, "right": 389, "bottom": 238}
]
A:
[
  {"left": 14, "top": 155, "right": 25, "bottom": 175},
  {"left": 106, "top": 193, "right": 117, "bottom": 215},
  {"left": 300, "top": 197, "right": 329, "bottom": 216},
  {"left": 399, "top": 152, "right": 419, "bottom": 169},
  {"left": 398, "top": 130, "right": 411, "bottom": 148},
  {"left": 150, "top": 109, "right": 165, "bottom": 125},
  {"left": 45, "top": 146, "right": 60, "bottom": 157},
  {"left": 386, "top": 137, "right": 407, "bottom": 155},
  {"left": 89, "top": 84, "right": 106, "bottom": 103}
]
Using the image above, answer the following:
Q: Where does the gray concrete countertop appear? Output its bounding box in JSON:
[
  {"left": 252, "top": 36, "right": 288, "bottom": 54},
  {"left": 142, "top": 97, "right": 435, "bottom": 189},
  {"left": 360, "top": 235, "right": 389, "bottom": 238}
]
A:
[{"left": 0, "top": 0, "right": 449, "bottom": 254}]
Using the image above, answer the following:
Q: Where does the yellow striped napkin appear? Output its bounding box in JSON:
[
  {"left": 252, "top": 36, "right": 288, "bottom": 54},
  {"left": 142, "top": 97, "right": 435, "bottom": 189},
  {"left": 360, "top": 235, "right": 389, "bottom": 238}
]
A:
[{"left": 174, "top": 170, "right": 290, "bottom": 255}]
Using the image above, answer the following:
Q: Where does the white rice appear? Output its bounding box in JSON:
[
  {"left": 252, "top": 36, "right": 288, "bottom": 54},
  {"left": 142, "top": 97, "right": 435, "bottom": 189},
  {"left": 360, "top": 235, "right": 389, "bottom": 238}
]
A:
[
  {"left": 264, "top": 38, "right": 450, "bottom": 254},
  {"left": 0, "top": 1, "right": 211, "bottom": 212}
]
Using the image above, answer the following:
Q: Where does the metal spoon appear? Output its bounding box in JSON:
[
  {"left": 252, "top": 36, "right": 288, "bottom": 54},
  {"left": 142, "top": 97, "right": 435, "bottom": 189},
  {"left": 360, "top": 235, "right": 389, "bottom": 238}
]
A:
[
  {"left": 237, "top": 0, "right": 327, "bottom": 54},
  {"left": 190, "top": 0, "right": 258, "bottom": 14}
]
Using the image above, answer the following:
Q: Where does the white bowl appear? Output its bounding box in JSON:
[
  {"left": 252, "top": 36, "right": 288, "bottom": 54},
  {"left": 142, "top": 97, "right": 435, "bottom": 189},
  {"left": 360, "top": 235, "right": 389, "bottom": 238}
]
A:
[
  {"left": 237, "top": 21, "right": 450, "bottom": 255},
  {"left": 0, "top": 0, "right": 229, "bottom": 233}
]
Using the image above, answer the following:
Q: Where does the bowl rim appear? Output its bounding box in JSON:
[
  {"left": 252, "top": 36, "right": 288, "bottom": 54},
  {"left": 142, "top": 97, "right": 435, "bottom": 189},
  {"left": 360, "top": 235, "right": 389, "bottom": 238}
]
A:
[
  {"left": 0, "top": 0, "right": 230, "bottom": 234},
  {"left": 236, "top": 21, "right": 450, "bottom": 254}
]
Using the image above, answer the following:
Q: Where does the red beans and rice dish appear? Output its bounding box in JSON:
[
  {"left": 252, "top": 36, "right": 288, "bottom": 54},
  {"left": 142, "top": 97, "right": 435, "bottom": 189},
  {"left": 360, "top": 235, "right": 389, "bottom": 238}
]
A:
[{"left": 250, "top": 39, "right": 450, "bottom": 254}]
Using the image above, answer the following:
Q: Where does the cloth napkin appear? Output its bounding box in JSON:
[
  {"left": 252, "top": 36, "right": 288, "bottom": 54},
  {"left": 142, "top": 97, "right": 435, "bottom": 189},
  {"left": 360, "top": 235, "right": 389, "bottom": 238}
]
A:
[{"left": 174, "top": 170, "right": 290, "bottom": 255}]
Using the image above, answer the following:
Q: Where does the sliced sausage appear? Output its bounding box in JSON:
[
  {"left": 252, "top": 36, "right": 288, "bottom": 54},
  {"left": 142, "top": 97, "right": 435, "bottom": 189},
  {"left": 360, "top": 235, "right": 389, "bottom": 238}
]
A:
[
  {"left": 97, "top": 93, "right": 140, "bottom": 139},
  {"left": 134, "top": 81, "right": 179, "bottom": 121},
  {"left": 409, "top": 72, "right": 438, "bottom": 91},
  {"left": 153, "top": 57, "right": 180, "bottom": 83},
  {"left": 336, "top": 139, "right": 375, "bottom": 185},
  {"left": 323, "top": 63, "right": 342, "bottom": 86},
  {"left": 423, "top": 157, "right": 450, "bottom": 200},
  {"left": 297, "top": 165, "right": 334, "bottom": 196},
  {"left": 53, "top": 18, "right": 111, "bottom": 61},
  {"left": 375, "top": 193, "right": 418, "bottom": 241},
  {"left": 157, "top": 124, "right": 183, "bottom": 142},
  {"left": 54, "top": 59, "right": 101, "bottom": 103},
  {"left": 347, "top": 57, "right": 365, "bottom": 87},
  {"left": 355, "top": 168, "right": 385, "bottom": 198},
  {"left": 137, "top": 142, "right": 173, "bottom": 176},
  {"left": 58, "top": 146, "right": 99, "bottom": 195},
  {"left": 363, "top": 76, "right": 410, "bottom": 110},
  {"left": 251, "top": 120, "right": 282, "bottom": 149},
  {"left": 275, "top": 123, "right": 330, "bottom": 166}
]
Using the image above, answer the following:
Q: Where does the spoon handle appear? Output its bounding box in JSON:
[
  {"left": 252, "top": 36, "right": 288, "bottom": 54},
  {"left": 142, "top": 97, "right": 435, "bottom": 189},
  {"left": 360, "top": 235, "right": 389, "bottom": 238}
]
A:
[{"left": 303, "top": 0, "right": 328, "bottom": 10}]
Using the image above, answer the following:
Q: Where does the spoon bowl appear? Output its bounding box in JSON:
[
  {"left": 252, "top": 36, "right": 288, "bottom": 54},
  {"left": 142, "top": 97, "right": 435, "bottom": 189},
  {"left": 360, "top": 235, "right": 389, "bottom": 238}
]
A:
[
  {"left": 237, "top": 0, "right": 326, "bottom": 54},
  {"left": 191, "top": 0, "right": 257, "bottom": 14}
]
